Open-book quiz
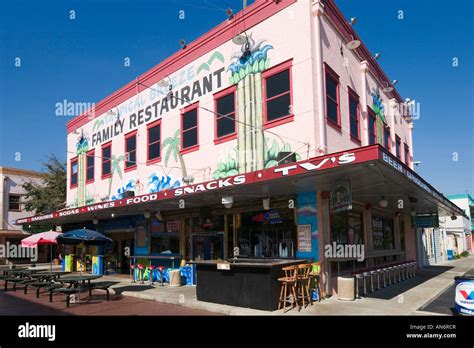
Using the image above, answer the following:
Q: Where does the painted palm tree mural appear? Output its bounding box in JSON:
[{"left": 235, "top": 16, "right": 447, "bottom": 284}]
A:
[
  {"left": 371, "top": 89, "right": 386, "bottom": 145},
  {"left": 107, "top": 154, "right": 124, "bottom": 199},
  {"left": 228, "top": 33, "right": 273, "bottom": 173},
  {"left": 213, "top": 137, "right": 301, "bottom": 179},
  {"left": 162, "top": 129, "right": 188, "bottom": 181}
]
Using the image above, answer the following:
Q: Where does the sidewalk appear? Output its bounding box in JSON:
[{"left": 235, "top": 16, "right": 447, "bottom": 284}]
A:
[{"left": 103, "top": 255, "right": 474, "bottom": 316}]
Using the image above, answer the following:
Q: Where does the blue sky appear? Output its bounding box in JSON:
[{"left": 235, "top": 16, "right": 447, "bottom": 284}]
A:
[{"left": 0, "top": 0, "right": 472, "bottom": 195}]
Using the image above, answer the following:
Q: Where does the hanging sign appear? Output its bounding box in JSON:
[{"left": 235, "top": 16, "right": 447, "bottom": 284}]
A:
[
  {"left": 330, "top": 181, "right": 352, "bottom": 214},
  {"left": 412, "top": 213, "right": 439, "bottom": 228}
]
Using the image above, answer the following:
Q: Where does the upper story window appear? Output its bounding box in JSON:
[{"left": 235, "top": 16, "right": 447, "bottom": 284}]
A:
[
  {"left": 263, "top": 60, "right": 293, "bottom": 127},
  {"left": 147, "top": 120, "right": 162, "bottom": 164},
  {"left": 368, "top": 108, "right": 377, "bottom": 145},
  {"left": 214, "top": 86, "right": 236, "bottom": 142},
  {"left": 181, "top": 103, "right": 199, "bottom": 153},
  {"left": 8, "top": 194, "right": 21, "bottom": 211},
  {"left": 384, "top": 127, "right": 391, "bottom": 150},
  {"left": 86, "top": 150, "right": 95, "bottom": 183},
  {"left": 70, "top": 157, "right": 78, "bottom": 188},
  {"left": 125, "top": 130, "right": 137, "bottom": 171},
  {"left": 324, "top": 64, "right": 340, "bottom": 127},
  {"left": 404, "top": 143, "right": 410, "bottom": 166},
  {"left": 348, "top": 89, "right": 360, "bottom": 141},
  {"left": 101, "top": 142, "right": 112, "bottom": 178},
  {"left": 395, "top": 136, "right": 402, "bottom": 160}
]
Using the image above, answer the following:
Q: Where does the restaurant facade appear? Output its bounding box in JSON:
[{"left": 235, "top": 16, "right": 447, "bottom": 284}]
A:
[{"left": 15, "top": 0, "right": 465, "bottom": 295}]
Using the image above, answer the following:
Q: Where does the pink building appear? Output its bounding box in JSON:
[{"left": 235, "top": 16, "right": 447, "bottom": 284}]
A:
[{"left": 17, "top": 0, "right": 464, "bottom": 297}]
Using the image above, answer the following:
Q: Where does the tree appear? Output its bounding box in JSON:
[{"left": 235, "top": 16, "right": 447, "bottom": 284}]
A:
[
  {"left": 162, "top": 129, "right": 188, "bottom": 179},
  {"left": 22, "top": 154, "right": 66, "bottom": 214}
]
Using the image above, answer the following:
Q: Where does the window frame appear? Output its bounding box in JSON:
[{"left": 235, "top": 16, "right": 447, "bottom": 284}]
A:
[
  {"left": 348, "top": 87, "right": 361, "bottom": 142},
  {"left": 404, "top": 143, "right": 410, "bottom": 166},
  {"left": 262, "top": 59, "right": 294, "bottom": 130},
  {"left": 8, "top": 193, "right": 21, "bottom": 212},
  {"left": 214, "top": 85, "right": 237, "bottom": 144},
  {"left": 324, "top": 63, "right": 341, "bottom": 130},
  {"left": 383, "top": 126, "right": 391, "bottom": 151},
  {"left": 101, "top": 141, "right": 112, "bottom": 179},
  {"left": 147, "top": 119, "right": 162, "bottom": 165},
  {"left": 124, "top": 130, "right": 138, "bottom": 172},
  {"left": 180, "top": 102, "right": 200, "bottom": 154},
  {"left": 70, "top": 156, "right": 78, "bottom": 189},
  {"left": 367, "top": 107, "right": 377, "bottom": 145},
  {"left": 85, "top": 149, "right": 95, "bottom": 184},
  {"left": 395, "top": 135, "right": 402, "bottom": 160}
]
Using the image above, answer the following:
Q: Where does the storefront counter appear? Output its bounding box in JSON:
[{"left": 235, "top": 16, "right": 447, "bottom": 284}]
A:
[{"left": 193, "top": 258, "right": 305, "bottom": 311}]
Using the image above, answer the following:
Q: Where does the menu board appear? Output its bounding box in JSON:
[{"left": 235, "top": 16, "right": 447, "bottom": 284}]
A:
[{"left": 297, "top": 224, "right": 312, "bottom": 252}]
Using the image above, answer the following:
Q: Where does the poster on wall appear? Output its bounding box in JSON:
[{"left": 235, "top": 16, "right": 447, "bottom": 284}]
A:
[
  {"left": 297, "top": 224, "right": 312, "bottom": 252},
  {"left": 330, "top": 181, "right": 352, "bottom": 214}
]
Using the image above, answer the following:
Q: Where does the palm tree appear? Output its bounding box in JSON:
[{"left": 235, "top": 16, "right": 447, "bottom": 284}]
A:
[
  {"left": 107, "top": 154, "right": 124, "bottom": 199},
  {"left": 162, "top": 129, "right": 188, "bottom": 180}
]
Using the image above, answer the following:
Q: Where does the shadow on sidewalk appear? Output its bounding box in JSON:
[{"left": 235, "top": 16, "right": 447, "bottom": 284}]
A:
[
  {"left": 363, "top": 265, "right": 454, "bottom": 300},
  {"left": 112, "top": 285, "right": 155, "bottom": 294}
]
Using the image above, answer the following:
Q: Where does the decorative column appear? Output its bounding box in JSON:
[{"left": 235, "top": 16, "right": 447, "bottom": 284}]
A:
[
  {"left": 312, "top": 1, "right": 327, "bottom": 155},
  {"left": 388, "top": 98, "right": 398, "bottom": 155},
  {"left": 76, "top": 134, "right": 89, "bottom": 207},
  {"left": 360, "top": 61, "right": 370, "bottom": 146},
  {"left": 407, "top": 122, "right": 414, "bottom": 169}
]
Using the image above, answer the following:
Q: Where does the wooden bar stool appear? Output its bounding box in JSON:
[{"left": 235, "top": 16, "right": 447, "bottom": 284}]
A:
[
  {"left": 278, "top": 265, "right": 299, "bottom": 313},
  {"left": 297, "top": 263, "right": 312, "bottom": 310}
]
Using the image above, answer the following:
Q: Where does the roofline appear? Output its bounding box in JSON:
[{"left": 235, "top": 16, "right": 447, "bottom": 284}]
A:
[
  {"left": 66, "top": 0, "right": 405, "bottom": 135},
  {"left": 0, "top": 166, "right": 44, "bottom": 179},
  {"left": 66, "top": 0, "right": 297, "bottom": 134},
  {"left": 321, "top": 0, "right": 404, "bottom": 103},
  {"left": 447, "top": 193, "right": 474, "bottom": 207}
]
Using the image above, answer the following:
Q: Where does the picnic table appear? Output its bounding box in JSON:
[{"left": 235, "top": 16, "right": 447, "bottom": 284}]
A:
[
  {"left": 31, "top": 271, "right": 71, "bottom": 282},
  {"left": 58, "top": 275, "right": 102, "bottom": 289},
  {"left": 50, "top": 275, "right": 105, "bottom": 306},
  {"left": 2, "top": 267, "right": 27, "bottom": 276}
]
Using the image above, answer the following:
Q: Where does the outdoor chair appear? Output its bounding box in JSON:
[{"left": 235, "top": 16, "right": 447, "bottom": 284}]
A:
[
  {"left": 277, "top": 265, "right": 299, "bottom": 313},
  {"left": 296, "top": 263, "right": 312, "bottom": 310}
]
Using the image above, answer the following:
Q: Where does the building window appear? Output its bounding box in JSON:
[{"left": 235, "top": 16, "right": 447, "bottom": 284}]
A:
[
  {"left": 384, "top": 127, "right": 391, "bottom": 150},
  {"left": 399, "top": 218, "right": 405, "bottom": 251},
  {"left": 404, "top": 143, "right": 410, "bottom": 166},
  {"left": 395, "top": 136, "right": 401, "bottom": 159},
  {"left": 324, "top": 64, "right": 340, "bottom": 127},
  {"left": 368, "top": 108, "right": 377, "bottom": 145},
  {"left": 263, "top": 61, "right": 293, "bottom": 125},
  {"left": 86, "top": 150, "right": 95, "bottom": 183},
  {"left": 125, "top": 131, "right": 137, "bottom": 170},
  {"left": 70, "top": 157, "right": 78, "bottom": 188},
  {"left": 8, "top": 194, "right": 21, "bottom": 211},
  {"left": 348, "top": 89, "right": 360, "bottom": 140},
  {"left": 214, "top": 86, "right": 237, "bottom": 142},
  {"left": 101, "top": 142, "right": 112, "bottom": 178},
  {"left": 147, "top": 120, "right": 161, "bottom": 163},
  {"left": 150, "top": 219, "right": 180, "bottom": 254},
  {"left": 181, "top": 103, "right": 199, "bottom": 152},
  {"left": 331, "top": 210, "right": 364, "bottom": 245},
  {"left": 372, "top": 216, "right": 394, "bottom": 250}
]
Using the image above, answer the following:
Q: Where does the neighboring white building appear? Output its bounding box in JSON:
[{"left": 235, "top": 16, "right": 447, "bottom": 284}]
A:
[
  {"left": 441, "top": 194, "right": 473, "bottom": 258},
  {"left": 417, "top": 227, "right": 448, "bottom": 266},
  {"left": 0, "top": 166, "right": 44, "bottom": 264}
]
